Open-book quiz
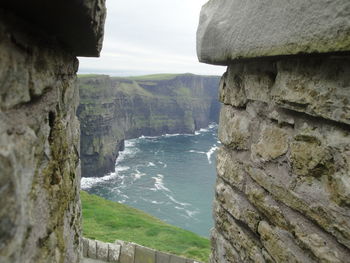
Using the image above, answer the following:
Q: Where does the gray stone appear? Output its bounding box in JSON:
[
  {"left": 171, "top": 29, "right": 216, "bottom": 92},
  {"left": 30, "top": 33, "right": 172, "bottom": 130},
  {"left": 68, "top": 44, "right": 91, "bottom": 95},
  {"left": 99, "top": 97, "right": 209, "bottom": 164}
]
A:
[
  {"left": 156, "top": 251, "right": 171, "bottom": 263},
  {"left": 0, "top": 9, "right": 84, "bottom": 263},
  {"left": 218, "top": 105, "right": 251, "bottom": 150},
  {"left": 83, "top": 237, "right": 89, "bottom": 257},
  {"left": 134, "top": 244, "right": 156, "bottom": 263},
  {"left": 0, "top": 0, "right": 106, "bottom": 56},
  {"left": 170, "top": 255, "right": 187, "bottom": 263},
  {"left": 108, "top": 243, "right": 120, "bottom": 262},
  {"left": 88, "top": 239, "right": 97, "bottom": 259},
  {"left": 115, "top": 240, "right": 135, "bottom": 263},
  {"left": 96, "top": 240, "right": 108, "bottom": 261},
  {"left": 197, "top": 0, "right": 350, "bottom": 64}
]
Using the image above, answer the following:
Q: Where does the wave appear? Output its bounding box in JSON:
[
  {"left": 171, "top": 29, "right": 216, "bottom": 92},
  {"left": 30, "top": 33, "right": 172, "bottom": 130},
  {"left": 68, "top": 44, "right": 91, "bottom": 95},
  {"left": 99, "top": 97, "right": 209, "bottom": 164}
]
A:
[
  {"left": 81, "top": 172, "right": 119, "bottom": 190},
  {"left": 158, "top": 161, "right": 167, "bottom": 168},
  {"left": 165, "top": 193, "right": 190, "bottom": 207},
  {"left": 116, "top": 143, "right": 139, "bottom": 164},
  {"left": 134, "top": 169, "right": 146, "bottom": 180},
  {"left": 188, "top": 150, "right": 206, "bottom": 154},
  {"left": 208, "top": 123, "right": 218, "bottom": 129},
  {"left": 152, "top": 174, "right": 171, "bottom": 192},
  {"left": 206, "top": 145, "right": 219, "bottom": 164},
  {"left": 147, "top": 162, "right": 156, "bottom": 167},
  {"left": 164, "top": 133, "right": 181, "bottom": 137}
]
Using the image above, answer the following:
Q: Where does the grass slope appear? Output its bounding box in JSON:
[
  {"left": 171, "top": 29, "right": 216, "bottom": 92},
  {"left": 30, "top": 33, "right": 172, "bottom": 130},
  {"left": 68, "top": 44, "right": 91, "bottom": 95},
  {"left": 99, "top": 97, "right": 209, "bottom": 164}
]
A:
[{"left": 81, "top": 191, "right": 210, "bottom": 262}]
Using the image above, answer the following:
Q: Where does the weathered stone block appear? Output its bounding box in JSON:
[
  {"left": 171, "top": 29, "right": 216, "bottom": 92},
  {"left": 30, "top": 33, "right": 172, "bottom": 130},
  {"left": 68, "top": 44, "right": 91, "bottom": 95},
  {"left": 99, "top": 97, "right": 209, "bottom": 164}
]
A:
[
  {"left": 258, "top": 221, "right": 315, "bottom": 263},
  {"left": 156, "top": 251, "right": 171, "bottom": 263},
  {"left": 216, "top": 147, "right": 246, "bottom": 191},
  {"left": 216, "top": 179, "right": 261, "bottom": 232},
  {"left": 108, "top": 243, "right": 121, "bottom": 262},
  {"left": 218, "top": 105, "right": 251, "bottom": 150},
  {"left": 197, "top": 0, "right": 350, "bottom": 64},
  {"left": 251, "top": 125, "right": 289, "bottom": 162},
  {"left": 115, "top": 240, "right": 135, "bottom": 263},
  {"left": 289, "top": 137, "right": 331, "bottom": 177},
  {"left": 88, "top": 239, "right": 97, "bottom": 259},
  {"left": 96, "top": 240, "right": 108, "bottom": 261},
  {"left": 134, "top": 245, "right": 156, "bottom": 263},
  {"left": 219, "top": 65, "right": 247, "bottom": 106},
  {"left": 82, "top": 237, "right": 89, "bottom": 257},
  {"left": 169, "top": 255, "right": 187, "bottom": 263},
  {"left": 213, "top": 201, "right": 266, "bottom": 262},
  {"left": 211, "top": 229, "right": 242, "bottom": 263}
]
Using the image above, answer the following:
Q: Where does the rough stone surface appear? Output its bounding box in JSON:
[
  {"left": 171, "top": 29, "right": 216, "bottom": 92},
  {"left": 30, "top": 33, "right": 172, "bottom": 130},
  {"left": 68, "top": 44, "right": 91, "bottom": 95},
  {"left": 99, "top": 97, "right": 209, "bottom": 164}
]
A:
[
  {"left": 0, "top": 12, "right": 82, "bottom": 263},
  {"left": 134, "top": 245, "right": 156, "bottom": 263},
  {"left": 96, "top": 240, "right": 108, "bottom": 261},
  {"left": 0, "top": 0, "right": 105, "bottom": 261},
  {"left": 108, "top": 243, "right": 120, "bottom": 262},
  {"left": 210, "top": 56, "right": 350, "bottom": 262},
  {"left": 197, "top": 0, "right": 350, "bottom": 64},
  {"left": 0, "top": 0, "right": 106, "bottom": 56},
  {"left": 115, "top": 240, "right": 135, "bottom": 263}
]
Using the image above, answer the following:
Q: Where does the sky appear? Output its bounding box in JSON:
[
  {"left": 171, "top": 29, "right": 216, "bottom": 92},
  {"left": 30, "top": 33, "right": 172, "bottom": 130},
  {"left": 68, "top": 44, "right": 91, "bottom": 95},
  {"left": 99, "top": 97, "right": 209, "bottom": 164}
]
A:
[{"left": 78, "top": 0, "right": 226, "bottom": 76}]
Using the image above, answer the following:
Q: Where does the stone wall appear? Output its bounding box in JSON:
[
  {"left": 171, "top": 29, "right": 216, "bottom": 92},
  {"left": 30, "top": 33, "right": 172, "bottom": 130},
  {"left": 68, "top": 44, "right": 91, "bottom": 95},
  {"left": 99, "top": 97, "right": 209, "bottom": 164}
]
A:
[
  {"left": 0, "top": 1, "right": 105, "bottom": 262},
  {"left": 197, "top": 1, "right": 350, "bottom": 262},
  {"left": 82, "top": 238, "right": 202, "bottom": 263}
]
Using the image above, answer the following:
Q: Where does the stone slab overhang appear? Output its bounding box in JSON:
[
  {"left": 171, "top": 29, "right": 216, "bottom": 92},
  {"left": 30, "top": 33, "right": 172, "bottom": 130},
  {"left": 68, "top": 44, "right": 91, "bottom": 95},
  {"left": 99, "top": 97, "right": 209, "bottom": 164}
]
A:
[
  {"left": 0, "top": 0, "right": 106, "bottom": 57},
  {"left": 197, "top": 0, "right": 350, "bottom": 65}
]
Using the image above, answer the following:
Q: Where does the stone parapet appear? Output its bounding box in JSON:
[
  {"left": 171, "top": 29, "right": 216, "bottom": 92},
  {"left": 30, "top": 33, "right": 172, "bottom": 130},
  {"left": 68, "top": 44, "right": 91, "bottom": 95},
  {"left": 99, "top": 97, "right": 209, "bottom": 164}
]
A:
[
  {"left": 211, "top": 56, "right": 350, "bottom": 262},
  {"left": 197, "top": 0, "right": 350, "bottom": 64},
  {"left": 0, "top": 1, "right": 105, "bottom": 262},
  {"left": 82, "top": 238, "right": 202, "bottom": 263},
  {"left": 197, "top": 1, "right": 350, "bottom": 262}
]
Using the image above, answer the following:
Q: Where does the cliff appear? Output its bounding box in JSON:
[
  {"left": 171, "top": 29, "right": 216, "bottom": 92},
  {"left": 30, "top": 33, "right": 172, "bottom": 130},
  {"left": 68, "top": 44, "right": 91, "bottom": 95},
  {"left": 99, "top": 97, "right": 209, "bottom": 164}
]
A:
[
  {"left": 0, "top": 1, "right": 106, "bottom": 262},
  {"left": 197, "top": 1, "right": 350, "bottom": 262},
  {"left": 77, "top": 74, "right": 220, "bottom": 177}
]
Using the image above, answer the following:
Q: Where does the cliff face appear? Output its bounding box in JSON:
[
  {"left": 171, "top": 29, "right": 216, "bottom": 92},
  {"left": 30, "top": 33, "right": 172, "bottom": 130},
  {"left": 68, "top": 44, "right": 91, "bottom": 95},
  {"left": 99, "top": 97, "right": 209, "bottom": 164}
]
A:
[
  {"left": 0, "top": 1, "right": 105, "bottom": 262},
  {"left": 197, "top": 1, "right": 350, "bottom": 262},
  {"left": 78, "top": 74, "right": 220, "bottom": 178}
]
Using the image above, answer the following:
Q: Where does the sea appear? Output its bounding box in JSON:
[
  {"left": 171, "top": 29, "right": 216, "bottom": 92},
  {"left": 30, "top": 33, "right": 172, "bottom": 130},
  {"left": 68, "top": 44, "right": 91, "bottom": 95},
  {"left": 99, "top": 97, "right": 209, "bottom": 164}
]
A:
[{"left": 81, "top": 123, "right": 219, "bottom": 237}]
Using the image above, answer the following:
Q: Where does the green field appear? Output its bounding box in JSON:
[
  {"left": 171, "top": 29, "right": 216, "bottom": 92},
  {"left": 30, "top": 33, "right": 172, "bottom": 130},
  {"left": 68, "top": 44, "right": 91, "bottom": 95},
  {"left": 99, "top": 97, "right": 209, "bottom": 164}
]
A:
[{"left": 81, "top": 191, "right": 210, "bottom": 262}]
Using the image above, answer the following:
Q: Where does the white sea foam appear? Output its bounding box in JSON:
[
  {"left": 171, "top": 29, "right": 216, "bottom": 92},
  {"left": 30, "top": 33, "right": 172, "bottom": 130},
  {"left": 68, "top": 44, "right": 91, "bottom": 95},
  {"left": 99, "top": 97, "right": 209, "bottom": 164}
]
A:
[
  {"left": 158, "top": 161, "right": 167, "bottom": 168},
  {"left": 139, "top": 135, "right": 158, "bottom": 139},
  {"left": 208, "top": 123, "right": 218, "bottom": 129},
  {"left": 206, "top": 145, "right": 219, "bottom": 164},
  {"left": 151, "top": 200, "right": 164, "bottom": 204},
  {"left": 152, "top": 174, "right": 171, "bottom": 192},
  {"left": 199, "top": 128, "right": 209, "bottom": 132},
  {"left": 147, "top": 162, "right": 156, "bottom": 167},
  {"left": 134, "top": 169, "right": 146, "bottom": 180},
  {"left": 194, "top": 131, "right": 200, "bottom": 135},
  {"left": 165, "top": 193, "right": 190, "bottom": 207},
  {"left": 188, "top": 150, "right": 206, "bottom": 154},
  {"left": 185, "top": 209, "right": 199, "bottom": 218},
  {"left": 81, "top": 172, "right": 119, "bottom": 190},
  {"left": 164, "top": 133, "right": 181, "bottom": 137}
]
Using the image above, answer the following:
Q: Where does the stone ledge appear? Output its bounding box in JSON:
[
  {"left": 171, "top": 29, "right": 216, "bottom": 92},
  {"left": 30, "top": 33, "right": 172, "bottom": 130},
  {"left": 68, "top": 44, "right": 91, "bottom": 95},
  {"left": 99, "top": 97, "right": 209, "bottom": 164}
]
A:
[
  {"left": 197, "top": 0, "right": 350, "bottom": 64},
  {"left": 82, "top": 238, "right": 202, "bottom": 263},
  {"left": 0, "top": 0, "right": 106, "bottom": 57}
]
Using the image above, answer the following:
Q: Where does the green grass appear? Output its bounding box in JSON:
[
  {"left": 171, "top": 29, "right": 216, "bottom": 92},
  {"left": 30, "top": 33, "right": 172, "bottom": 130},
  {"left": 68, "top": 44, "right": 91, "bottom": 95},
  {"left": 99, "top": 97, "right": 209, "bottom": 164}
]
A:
[
  {"left": 81, "top": 191, "right": 210, "bottom": 262},
  {"left": 122, "top": 73, "right": 180, "bottom": 80}
]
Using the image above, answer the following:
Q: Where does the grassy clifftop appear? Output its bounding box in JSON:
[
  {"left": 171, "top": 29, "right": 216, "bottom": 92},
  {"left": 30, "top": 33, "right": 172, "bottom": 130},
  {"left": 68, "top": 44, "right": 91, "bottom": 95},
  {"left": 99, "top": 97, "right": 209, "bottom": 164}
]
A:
[{"left": 81, "top": 191, "right": 210, "bottom": 262}]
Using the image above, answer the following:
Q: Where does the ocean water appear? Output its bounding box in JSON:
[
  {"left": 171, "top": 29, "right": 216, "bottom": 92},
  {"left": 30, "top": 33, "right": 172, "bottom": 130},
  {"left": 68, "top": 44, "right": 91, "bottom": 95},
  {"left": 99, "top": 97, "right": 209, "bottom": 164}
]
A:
[{"left": 81, "top": 124, "right": 219, "bottom": 237}]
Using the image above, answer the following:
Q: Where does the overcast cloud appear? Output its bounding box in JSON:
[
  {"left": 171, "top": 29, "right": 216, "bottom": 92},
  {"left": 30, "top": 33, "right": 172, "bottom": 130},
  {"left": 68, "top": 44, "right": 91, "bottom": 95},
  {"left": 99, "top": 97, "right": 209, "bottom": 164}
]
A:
[{"left": 78, "top": 0, "right": 225, "bottom": 76}]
